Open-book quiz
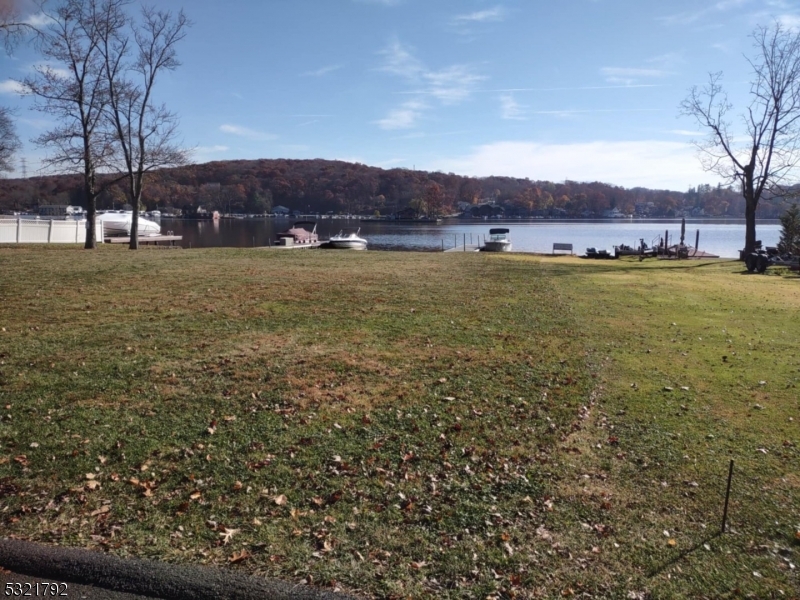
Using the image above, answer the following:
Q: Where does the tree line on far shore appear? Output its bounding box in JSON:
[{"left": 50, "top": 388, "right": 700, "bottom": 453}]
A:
[{"left": 0, "top": 157, "right": 789, "bottom": 219}]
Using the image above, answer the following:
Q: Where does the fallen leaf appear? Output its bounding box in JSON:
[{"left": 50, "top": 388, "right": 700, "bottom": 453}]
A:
[
  {"left": 90, "top": 505, "right": 110, "bottom": 517},
  {"left": 219, "top": 528, "right": 240, "bottom": 545},
  {"left": 273, "top": 494, "right": 288, "bottom": 506},
  {"left": 410, "top": 560, "right": 428, "bottom": 569},
  {"left": 229, "top": 549, "right": 251, "bottom": 564}
]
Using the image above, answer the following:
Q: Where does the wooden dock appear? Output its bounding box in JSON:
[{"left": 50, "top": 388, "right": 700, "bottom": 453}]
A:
[
  {"left": 444, "top": 244, "right": 481, "bottom": 252},
  {"left": 105, "top": 235, "right": 182, "bottom": 246},
  {"left": 258, "top": 241, "right": 323, "bottom": 250}
]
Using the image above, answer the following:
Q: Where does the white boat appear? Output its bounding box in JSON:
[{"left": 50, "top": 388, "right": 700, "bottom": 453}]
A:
[
  {"left": 96, "top": 211, "right": 161, "bottom": 237},
  {"left": 483, "top": 228, "right": 512, "bottom": 252},
  {"left": 328, "top": 228, "right": 368, "bottom": 250}
]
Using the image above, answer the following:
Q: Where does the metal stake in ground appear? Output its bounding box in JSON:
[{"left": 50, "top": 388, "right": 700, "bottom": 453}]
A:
[{"left": 721, "top": 459, "right": 734, "bottom": 533}]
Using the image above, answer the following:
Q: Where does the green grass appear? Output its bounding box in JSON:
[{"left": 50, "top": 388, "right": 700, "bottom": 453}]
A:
[{"left": 0, "top": 246, "right": 798, "bottom": 599}]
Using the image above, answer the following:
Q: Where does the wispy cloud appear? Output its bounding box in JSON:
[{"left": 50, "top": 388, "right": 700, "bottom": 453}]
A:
[
  {"left": 196, "top": 145, "right": 230, "bottom": 153},
  {"left": 378, "top": 39, "right": 425, "bottom": 80},
  {"left": 24, "top": 12, "right": 54, "bottom": 27},
  {"left": 601, "top": 67, "right": 671, "bottom": 85},
  {"left": 450, "top": 5, "right": 506, "bottom": 35},
  {"left": 669, "top": 129, "right": 702, "bottom": 136},
  {"left": 374, "top": 100, "right": 427, "bottom": 130},
  {"left": 424, "top": 65, "right": 486, "bottom": 104},
  {"left": 776, "top": 13, "right": 800, "bottom": 28},
  {"left": 376, "top": 39, "right": 485, "bottom": 129},
  {"left": 354, "top": 0, "right": 402, "bottom": 6},
  {"left": 659, "top": 0, "right": 750, "bottom": 26},
  {"left": 432, "top": 140, "right": 715, "bottom": 190},
  {"left": 396, "top": 83, "right": 666, "bottom": 95},
  {"left": 453, "top": 6, "right": 506, "bottom": 23},
  {"left": 219, "top": 124, "right": 277, "bottom": 141},
  {"left": 500, "top": 94, "right": 526, "bottom": 120},
  {"left": 300, "top": 64, "right": 344, "bottom": 77},
  {"left": 0, "top": 80, "right": 25, "bottom": 94}
]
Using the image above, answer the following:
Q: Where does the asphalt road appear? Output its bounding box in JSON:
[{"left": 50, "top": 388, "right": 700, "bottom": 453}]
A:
[{"left": 0, "top": 539, "right": 357, "bottom": 600}]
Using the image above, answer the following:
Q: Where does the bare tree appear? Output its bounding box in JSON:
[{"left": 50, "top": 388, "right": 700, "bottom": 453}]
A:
[
  {"left": 22, "top": 0, "right": 116, "bottom": 248},
  {"left": 96, "top": 2, "right": 189, "bottom": 249},
  {"left": 0, "top": 106, "right": 21, "bottom": 173},
  {"left": 1, "top": 0, "right": 35, "bottom": 51},
  {"left": 681, "top": 22, "right": 800, "bottom": 255}
]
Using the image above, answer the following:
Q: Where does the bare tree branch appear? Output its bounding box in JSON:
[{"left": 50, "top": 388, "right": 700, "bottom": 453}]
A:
[
  {"left": 95, "top": 2, "right": 190, "bottom": 248},
  {"left": 681, "top": 22, "right": 800, "bottom": 254},
  {"left": 0, "top": 106, "right": 21, "bottom": 173}
]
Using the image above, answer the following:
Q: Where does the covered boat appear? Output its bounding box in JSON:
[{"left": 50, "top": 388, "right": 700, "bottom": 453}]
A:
[
  {"left": 96, "top": 211, "right": 161, "bottom": 236},
  {"left": 275, "top": 221, "right": 319, "bottom": 246},
  {"left": 483, "top": 228, "right": 512, "bottom": 252},
  {"left": 328, "top": 228, "right": 368, "bottom": 250}
]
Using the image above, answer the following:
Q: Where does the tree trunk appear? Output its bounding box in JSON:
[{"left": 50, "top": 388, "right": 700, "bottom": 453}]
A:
[
  {"left": 744, "top": 199, "right": 758, "bottom": 255},
  {"left": 128, "top": 196, "right": 139, "bottom": 250},
  {"left": 742, "top": 166, "right": 758, "bottom": 256},
  {"left": 84, "top": 201, "right": 97, "bottom": 249}
]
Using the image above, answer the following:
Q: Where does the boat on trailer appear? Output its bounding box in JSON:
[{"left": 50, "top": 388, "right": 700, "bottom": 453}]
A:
[{"left": 96, "top": 211, "right": 161, "bottom": 236}]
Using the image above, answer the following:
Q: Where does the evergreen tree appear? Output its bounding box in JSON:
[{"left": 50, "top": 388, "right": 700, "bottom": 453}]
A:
[{"left": 778, "top": 203, "right": 800, "bottom": 254}]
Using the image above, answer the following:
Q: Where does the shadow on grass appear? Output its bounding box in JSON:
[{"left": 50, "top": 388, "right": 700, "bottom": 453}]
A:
[
  {"left": 647, "top": 531, "right": 723, "bottom": 578},
  {"left": 538, "top": 259, "right": 742, "bottom": 277}
]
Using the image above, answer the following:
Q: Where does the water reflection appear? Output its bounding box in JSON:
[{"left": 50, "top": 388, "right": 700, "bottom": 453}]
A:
[{"left": 157, "top": 217, "right": 780, "bottom": 258}]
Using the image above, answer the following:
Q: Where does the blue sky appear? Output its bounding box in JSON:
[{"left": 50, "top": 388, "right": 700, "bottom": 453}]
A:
[{"left": 3, "top": 0, "right": 800, "bottom": 191}]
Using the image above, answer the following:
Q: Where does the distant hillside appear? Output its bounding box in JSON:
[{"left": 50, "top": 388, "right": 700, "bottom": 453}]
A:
[{"left": 0, "top": 158, "right": 786, "bottom": 218}]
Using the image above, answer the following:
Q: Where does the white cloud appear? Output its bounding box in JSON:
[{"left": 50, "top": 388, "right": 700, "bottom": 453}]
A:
[
  {"left": 375, "top": 100, "right": 427, "bottom": 130},
  {"left": 196, "top": 145, "right": 229, "bottom": 153},
  {"left": 219, "top": 124, "right": 277, "bottom": 141},
  {"left": 668, "top": 129, "right": 703, "bottom": 137},
  {"left": 0, "top": 79, "right": 25, "bottom": 94},
  {"left": 300, "top": 64, "right": 344, "bottom": 77},
  {"left": 659, "top": 0, "right": 750, "bottom": 25},
  {"left": 375, "top": 40, "right": 485, "bottom": 129},
  {"left": 24, "top": 12, "right": 54, "bottom": 27},
  {"left": 500, "top": 94, "right": 526, "bottom": 120},
  {"left": 379, "top": 39, "right": 425, "bottom": 80},
  {"left": 453, "top": 6, "right": 506, "bottom": 23},
  {"left": 431, "top": 140, "right": 715, "bottom": 191},
  {"left": 600, "top": 67, "right": 671, "bottom": 85},
  {"left": 777, "top": 13, "right": 800, "bottom": 29},
  {"left": 424, "top": 65, "right": 486, "bottom": 104}
]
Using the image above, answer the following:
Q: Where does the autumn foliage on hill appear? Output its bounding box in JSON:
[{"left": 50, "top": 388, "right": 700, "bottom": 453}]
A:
[{"left": 0, "top": 158, "right": 786, "bottom": 218}]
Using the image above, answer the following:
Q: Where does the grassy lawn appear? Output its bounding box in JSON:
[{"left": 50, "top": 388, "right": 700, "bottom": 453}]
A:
[{"left": 0, "top": 245, "right": 798, "bottom": 599}]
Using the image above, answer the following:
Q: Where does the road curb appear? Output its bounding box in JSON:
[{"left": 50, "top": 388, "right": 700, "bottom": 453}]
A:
[{"left": 0, "top": 539, "right": 357, "bottom": 600}]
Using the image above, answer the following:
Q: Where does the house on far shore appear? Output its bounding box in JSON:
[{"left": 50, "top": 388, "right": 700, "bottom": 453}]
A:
[{"left": 272, "top": 205, "right": 290, "bottom": 216}]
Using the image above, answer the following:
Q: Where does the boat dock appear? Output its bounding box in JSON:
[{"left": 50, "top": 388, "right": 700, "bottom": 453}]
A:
[
  {"left": 258, "top": 241, "right": 324, "bottom": 250},
  {"left": 104, "top": 235, "right": 182, "bottom": 246},
  {"left": 444, "top": 244, "right": 481, "bottom": 252}
]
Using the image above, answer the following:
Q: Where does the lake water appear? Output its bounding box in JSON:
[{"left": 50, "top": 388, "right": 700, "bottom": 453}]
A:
[{"left": 157, "top": 217, "right": 781, "bottom": 258}]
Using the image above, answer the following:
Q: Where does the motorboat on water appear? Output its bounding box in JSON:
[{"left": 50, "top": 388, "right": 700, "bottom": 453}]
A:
[
  {"left": 483, "top": 228, "right": 512, "bottom": 252},
  {"left": 96, "top": 211, "right": 161, "bottom": 236},
  {"left": 328, "top": 228, "right": 368, "bottom": 250},
  {"left": 275, "top": 221, "right": 319, "bottom": 246}
]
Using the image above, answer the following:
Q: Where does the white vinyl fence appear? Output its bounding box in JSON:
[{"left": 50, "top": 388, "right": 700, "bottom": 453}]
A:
[{"left": 0, "top": 219, "right": 104, "bottom": 244}]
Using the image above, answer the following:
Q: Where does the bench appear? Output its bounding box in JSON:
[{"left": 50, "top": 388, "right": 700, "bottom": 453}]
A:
[{"left": 553, "top": 242, "right": 573, "bottom": 255}]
